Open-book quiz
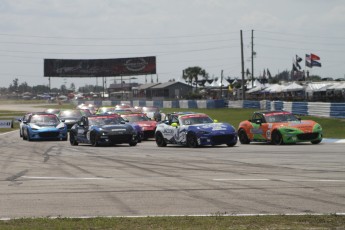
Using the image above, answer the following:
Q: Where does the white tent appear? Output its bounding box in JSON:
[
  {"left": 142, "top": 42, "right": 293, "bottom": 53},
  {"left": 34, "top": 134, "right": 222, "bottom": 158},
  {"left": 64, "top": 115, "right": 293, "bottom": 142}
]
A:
[
  {"left": 264, "top": 84, "right": 284, "bottom": 93},
  {"left": 305, "top": 82, "right": 330, "bottom": 93},
  {"left": 246, "top": 83, "right": 270, "bottom": 94},
  {"left": 282, "top": 82, "right": 304, "bottom": 92},
  {"left": 333, "top": 82, "right": 345, "bottom": 90},
  {"left": 204, "top": 80, "right": 212, "bottom": 88}
]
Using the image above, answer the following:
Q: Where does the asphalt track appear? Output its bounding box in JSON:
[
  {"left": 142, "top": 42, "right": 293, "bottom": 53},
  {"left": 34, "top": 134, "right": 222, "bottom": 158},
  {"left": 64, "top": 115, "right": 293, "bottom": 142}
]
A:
[
  {"left": 0, "top": 104, "right": 344, "bottom": 219},
  {"left": 0, "top": 130, "right": 345, "bottom": 219}
]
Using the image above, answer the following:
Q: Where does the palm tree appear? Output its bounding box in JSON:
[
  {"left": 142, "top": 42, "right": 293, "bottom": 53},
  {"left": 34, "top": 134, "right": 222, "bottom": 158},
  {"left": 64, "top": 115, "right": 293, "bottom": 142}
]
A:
[{"left": 182, "top": 66, "right": 208, "bottom": 89}]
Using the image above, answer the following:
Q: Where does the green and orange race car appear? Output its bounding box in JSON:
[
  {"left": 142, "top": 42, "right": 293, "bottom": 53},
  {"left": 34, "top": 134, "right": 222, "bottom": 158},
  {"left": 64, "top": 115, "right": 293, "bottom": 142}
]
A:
[{"left": 238, "top": 111, "right": 323, "bottom": 145}]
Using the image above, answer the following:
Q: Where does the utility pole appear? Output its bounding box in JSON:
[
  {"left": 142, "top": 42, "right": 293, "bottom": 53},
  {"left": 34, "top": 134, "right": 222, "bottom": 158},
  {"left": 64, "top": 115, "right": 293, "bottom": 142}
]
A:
[
  {"left": 241, "top": 30, "right": 245, "bottom": 100},
  {"left": 220, "top": 70, "right": 223, "bottom": 98},
  {"left": 251, "top": 30, "right": 254, "bottom": 88}
]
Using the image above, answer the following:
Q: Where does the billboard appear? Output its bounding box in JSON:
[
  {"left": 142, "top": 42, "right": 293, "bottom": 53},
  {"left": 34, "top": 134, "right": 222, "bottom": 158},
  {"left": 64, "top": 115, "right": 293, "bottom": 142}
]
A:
[{"left": 44, "top": 56, "right": 156, "bottom": 77}]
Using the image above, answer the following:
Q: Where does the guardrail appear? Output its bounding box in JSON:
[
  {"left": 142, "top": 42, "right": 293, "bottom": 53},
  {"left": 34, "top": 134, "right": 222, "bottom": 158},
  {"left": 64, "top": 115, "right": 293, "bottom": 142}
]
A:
[{"left": 74, "top": 99, "right": 345, "bottom": 118}]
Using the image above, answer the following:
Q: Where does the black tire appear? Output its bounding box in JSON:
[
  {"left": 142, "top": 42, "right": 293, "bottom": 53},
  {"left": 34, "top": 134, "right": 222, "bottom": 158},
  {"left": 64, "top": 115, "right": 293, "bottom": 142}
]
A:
[
  {"left": 22, "top": 129, "right": 27, "bottom": 140},
  {"left": 187, "top": 133, "right": 198, "bottom": 148},
  {"left": 27, "top": 129, "right": 32, "bottom": 141},
  {"left": 90, "top": 133, "right": 99, "bottom": 147},
  {"left": 129, "top": 140, "right": 137, "bottom": 146},
  {"left": 155, "top": 132, "right": 167, "bottom": 147},
  {"left": 19, "top": 129, "right": 22, "bottom": 137},
  {"left": 271, "top": 130, "right": 283, "bottom": 145},
  {"left": 311, "top": 139, "right": 322, "bottom": 144},
  {"left": 226, "top": 142, "right": 236, "bottom": 147},
  {"left": 69, "top": 132, "right": 79, "bottom": 146},
  {"left": 238, "top": 129, "right": 250, "bottom": 144}
]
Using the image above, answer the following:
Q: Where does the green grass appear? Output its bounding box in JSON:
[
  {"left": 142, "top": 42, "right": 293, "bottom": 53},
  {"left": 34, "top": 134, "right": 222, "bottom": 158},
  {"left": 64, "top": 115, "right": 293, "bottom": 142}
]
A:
[{"left": 0, "top": 215, "right": 344, "bottom": 229}]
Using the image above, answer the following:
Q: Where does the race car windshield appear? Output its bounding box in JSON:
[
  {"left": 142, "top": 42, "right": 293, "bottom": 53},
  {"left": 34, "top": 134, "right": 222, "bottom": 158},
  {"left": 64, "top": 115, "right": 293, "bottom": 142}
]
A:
[
  {"left": 142, "top": 107, "right": 158, "bottom": 112},
  {"left": 89, "top": 116, "right": 124, "bottom": 125},
  {"left": 181, "top": 116, "right": 213, "bottom": 125},
  {"left": 265, "top": 114, "right": 299, "bottom": 123},
  {"left": 30, "top": 115, "right": 59, "bottom": 124},
  {"left": 98, "top": 108, "right": 115, "bottom": 114},
  {"left": 59, "top": 110, "right": 82, "bottom": 118},
  {"left": 123, "top": 115, "right": 150, "bottom": 122}
]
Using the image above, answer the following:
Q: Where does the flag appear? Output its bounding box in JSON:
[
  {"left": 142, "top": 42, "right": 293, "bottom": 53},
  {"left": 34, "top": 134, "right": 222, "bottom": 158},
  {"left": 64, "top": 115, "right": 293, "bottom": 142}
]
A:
[
  {"left": 293, "top": 55, "right": 302, "bottom": 71},
  {"left": 295, "top": 55, "right": 303, "bottom": 70},
  {"left": 306, "top": 54, "right": 321, "bottom": 68},
  {"left": 305, "top": 54, "right": 312, "bottom": 68},
  {"left": 267, "top": 68, "right": 272, "bottom": 79},
  {"left": 311, "top": 53, "right": 320, "bottom": 61},
  {"left": 311, "top": 60, "right": 321, "bottom": 67}
]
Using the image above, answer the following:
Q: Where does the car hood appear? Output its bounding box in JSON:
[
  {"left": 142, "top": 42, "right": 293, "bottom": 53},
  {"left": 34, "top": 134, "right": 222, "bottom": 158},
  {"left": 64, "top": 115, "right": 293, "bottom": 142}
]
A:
[
  {"left": 97, "top": 124, "right": 134, "bottom": 132},
  {"left": 134, "top": 120, "right": 157, "bottom": 127},
  {"left": 273, "top": 120, "right": 320, "bottom": 132},
  {"left": 189, "top": 123, "right": 236, "bottom": 133}
]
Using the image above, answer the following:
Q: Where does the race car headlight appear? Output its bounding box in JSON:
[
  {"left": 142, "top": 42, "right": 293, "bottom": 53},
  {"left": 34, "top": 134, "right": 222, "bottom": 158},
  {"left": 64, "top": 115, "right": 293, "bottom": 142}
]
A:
[
  {"left": 30, "top": 124, "right": 40, "bottom": 130},
  {"left": 314, "top": 124, "right": 322, "bottom": 130}
]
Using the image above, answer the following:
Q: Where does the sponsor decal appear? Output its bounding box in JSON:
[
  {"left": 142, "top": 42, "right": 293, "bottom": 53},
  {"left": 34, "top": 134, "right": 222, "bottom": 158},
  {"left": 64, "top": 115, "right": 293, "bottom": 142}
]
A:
[
  {"left": 124, "top": 58, "right": 148, "bottom": 72},
  {"left": 250, "top": 128, "right": 263, "bottom": 134},
  {"left": 163, "top": 129, "right": 174, "bottom": 134},
  {"left": 266, "top": 130, "right": 271, "bottom": 138},
  {"left": 0, "top": 120, "right": 13, "bottom": 128}
]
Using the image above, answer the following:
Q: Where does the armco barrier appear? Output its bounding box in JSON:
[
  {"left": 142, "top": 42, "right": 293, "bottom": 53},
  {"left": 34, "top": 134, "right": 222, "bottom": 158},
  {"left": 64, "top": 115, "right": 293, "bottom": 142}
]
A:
[{"left": 75, "top": 99, "right": 345, "bottom": 118}]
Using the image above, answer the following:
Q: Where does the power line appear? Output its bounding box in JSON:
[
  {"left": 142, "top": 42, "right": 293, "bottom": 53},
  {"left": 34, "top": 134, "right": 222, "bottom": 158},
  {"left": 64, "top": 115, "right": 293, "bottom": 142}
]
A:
[
  {"left": 0, "top": 31, "right": 239, "bottom": 40},
  {"left": 256, "top": 30, "right": 345, "bottom": 40}
]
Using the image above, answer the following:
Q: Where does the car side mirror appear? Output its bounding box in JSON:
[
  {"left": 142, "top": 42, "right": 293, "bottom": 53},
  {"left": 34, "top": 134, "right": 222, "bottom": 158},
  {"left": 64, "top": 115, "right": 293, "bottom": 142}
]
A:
[
  {"left": 254, "top": 119, "right": 262, "bottom": 124},
  {"left": 214, "top": 119, "right": 218, "bottom": 123},
  {"left": 60, "top": 119, "right": 65, "bottom": 122},
  {"left": 171, "top": 122, "right": 178, "bottom": 127},
  {"left": 23, "top": 121, "right": 28, "bottom": 124},
  {"left": 120, "top": 120, "right": 126, "bottom": 124}
]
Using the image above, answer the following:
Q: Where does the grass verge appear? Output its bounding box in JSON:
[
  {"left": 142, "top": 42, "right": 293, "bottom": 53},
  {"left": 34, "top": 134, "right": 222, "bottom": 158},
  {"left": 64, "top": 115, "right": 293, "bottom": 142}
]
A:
[{"left": 0, "top": 215, "right": 344, "bottom": 229}]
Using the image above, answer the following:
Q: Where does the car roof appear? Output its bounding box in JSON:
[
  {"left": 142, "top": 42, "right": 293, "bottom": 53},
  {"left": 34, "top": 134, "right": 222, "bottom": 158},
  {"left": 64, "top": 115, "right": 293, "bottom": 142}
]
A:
[
  {"left": 254, "top": 110, "right": 292, "bottom": 116},
  {"left": 31, "top": 112, "right": 55, "bottom": 116},
  {"left": 88, "top": 114, "right": 121, "bottom": 118},
  {"left": 178, "top": 113, "right": 208, "bottom": 118}
]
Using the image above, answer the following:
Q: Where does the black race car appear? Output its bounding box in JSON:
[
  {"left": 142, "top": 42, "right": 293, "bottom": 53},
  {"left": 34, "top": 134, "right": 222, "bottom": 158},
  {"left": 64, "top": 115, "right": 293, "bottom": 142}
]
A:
[{"left": 69, "top": 114, "right": 138, "bottom": 147}]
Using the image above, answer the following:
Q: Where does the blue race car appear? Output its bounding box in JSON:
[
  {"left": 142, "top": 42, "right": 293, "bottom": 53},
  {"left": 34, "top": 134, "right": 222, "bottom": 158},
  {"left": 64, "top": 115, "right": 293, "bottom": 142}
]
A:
[
  {"left": 155, "top": 113, "right": 237, "bottom": 147},
  {"left": 21, "top": 112, "right": 68, "bottom": 141},
  {"left": 69, "top": 114, "right": 138, "bottom": 147}
]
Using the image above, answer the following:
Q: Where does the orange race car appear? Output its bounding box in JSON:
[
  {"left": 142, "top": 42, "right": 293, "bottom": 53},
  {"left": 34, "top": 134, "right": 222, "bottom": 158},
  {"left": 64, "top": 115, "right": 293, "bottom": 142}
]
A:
[{"left": 238, "top": 110, "right": 323, "bottom": 145}]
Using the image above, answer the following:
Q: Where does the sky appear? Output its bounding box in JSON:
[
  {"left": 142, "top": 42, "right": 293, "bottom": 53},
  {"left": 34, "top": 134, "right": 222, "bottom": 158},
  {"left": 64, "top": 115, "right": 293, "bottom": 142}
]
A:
[{"left": 0, "top": 0, "right": 345, "bottom": 90}]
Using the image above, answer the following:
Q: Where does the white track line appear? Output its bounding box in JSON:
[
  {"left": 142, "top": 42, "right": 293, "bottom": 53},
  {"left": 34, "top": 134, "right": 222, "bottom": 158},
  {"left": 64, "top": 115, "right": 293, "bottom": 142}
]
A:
[
  {"left": 213, "top": 178, "right": 345, "bottom": 182},
  {"left": 21, "top": 176, "right": 107, "bottom": 180}
]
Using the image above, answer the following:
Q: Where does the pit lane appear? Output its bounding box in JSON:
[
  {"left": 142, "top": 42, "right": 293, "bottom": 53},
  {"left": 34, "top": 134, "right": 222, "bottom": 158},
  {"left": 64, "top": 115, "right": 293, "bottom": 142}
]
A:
[{"left": 1, "top": 130, "right": 344, "bottom": 218}]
